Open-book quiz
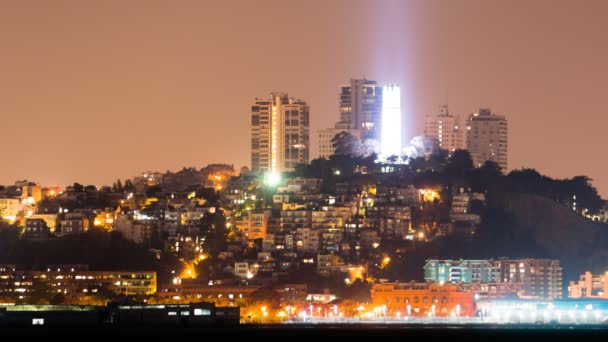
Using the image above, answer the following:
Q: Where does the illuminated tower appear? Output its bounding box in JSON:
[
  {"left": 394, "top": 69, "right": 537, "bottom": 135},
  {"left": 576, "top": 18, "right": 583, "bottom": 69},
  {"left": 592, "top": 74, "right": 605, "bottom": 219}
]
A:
[
  {"left": 380, "top": 84, "right": 402, "bottom": 158},
  {"left": 251, "top": 93, "right": 309, "bottom": 175}
]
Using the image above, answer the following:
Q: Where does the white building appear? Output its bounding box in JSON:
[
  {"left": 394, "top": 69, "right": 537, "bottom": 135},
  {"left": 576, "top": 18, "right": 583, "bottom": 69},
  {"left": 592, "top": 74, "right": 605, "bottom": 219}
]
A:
[
  {"left": 466, "top": 108, "right": 508, "bottom": 171},
  {"left": 234, "top": 262, "right": 251, "bottom": 279},
  {"left": 424, "top": 106, "right": 465, "bottom": 153}
]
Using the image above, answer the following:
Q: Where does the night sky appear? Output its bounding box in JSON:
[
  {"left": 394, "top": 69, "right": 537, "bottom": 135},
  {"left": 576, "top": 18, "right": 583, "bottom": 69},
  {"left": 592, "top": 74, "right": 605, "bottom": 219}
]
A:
[{"left": 1, "top": 0, "right": 607, "bottom": 197}]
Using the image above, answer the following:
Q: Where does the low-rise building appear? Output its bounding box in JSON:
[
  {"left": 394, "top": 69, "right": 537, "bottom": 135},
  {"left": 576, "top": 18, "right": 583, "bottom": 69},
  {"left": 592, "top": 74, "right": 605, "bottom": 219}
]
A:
[
  {"left": 296, "top": 228, "right": 319, "bottom": 253},
  {"left": 234, "top": 262, "right": 252, "bottom": 279},
  {"left": 240, "top": 209, "right": 271, "bottom": 240},
  {"left": 0, "top": 198, "right": 21, "bottom": 221},
  {"left": 60, "top": 213, "right": 89, "bottom": 235},
  {"left": 30, "top": 214, "right": 58, "bottom": 232},
  {"left": 568, "top": 271, "right": 608, "bottom": 299},
  {"left": 23, "top": 218, "right": 53, "bottom": 239},
  {"left": 317, "top": 254, "right": 332, "bottom": 275},
  {"left": 0, "top": 266, "right": 156, "bottom": 296},
  {"left": 371, "top": 282, "right": 476, "bottom": 317},
  {"left": 306, "top": 292, "right": 337, "bottom": 304},
  {"left": 367, "top": 204, "right": 411, "bottom": 238}
]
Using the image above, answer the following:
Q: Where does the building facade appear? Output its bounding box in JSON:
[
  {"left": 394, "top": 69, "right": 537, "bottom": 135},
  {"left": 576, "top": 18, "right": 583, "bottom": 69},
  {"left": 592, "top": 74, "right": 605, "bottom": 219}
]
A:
[
  {"left": 251, "top": 93, "right": 309, "bottom": 174},
  {"left": 23, "top": 218, "right": 52, "bottom": 239},
  {"left": 424, "top": 106, "right": 464, "bottom": 153},
  {"left": 371, "top": 282, "right": 476, "bottom": 317},
  {"left": 61, "top": 212, "right": 90, "bottom": 235},
  {"left": 0, "top": 266, "right": 156, "bottom": 297},
  {"left": 240, "top": 209, "right": 271, "bottom": 240},
  {"left": 568, "top": 271, "right": 608, "bottom": 299},
  {"left": 0, "top": 198, "right": 21, "bottom": 220},
  {"left": 336, "top": 79, "right": 383, "bottom": 142},
  {"left": 424, "top": 259, "right": 500, "bottom": 284},
  {"left": 494, "top": 259, "right": 563, "bottom": 300},
  {"left": 425, "top": 258, "right": 562, "bottom": 300},
  {"left": 466, "top": 108, "right": 508, "bottom": 171}
]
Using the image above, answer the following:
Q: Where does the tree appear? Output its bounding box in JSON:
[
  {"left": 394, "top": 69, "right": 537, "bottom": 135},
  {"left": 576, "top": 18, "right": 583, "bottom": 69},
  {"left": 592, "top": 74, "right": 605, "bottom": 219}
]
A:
[
  {"left": 339, "top": 279, "right": 372, "bottom": 303},
  {"left": 50, "top": 292, "right": 66, "bottom": 305},
  {"left": 468, "top": 160, "right": 504, "bottom": 193},
  {"left": 428, "top": 149, "right": 449, "bottom": 171},
  {"left": 403, "top": 135, "right": 438, "bottom": 159},
  {"left": 201, "top": 208, "right": 228, "bottom": 258},
  {"left": 124, "top": 179, "right": 135, "bottom": 192},
  {"left": 26, "top": 282, "right": 52, "bottom": 305},
  {"left": 444, "top": 149, "right": 474, "bottom": 186},
  {"left": 565, "top": 176, "right": 603, "bottom": 213},
  {"left": 331, "top": 131, "right": 374, "bottom": 158},
  {"left": 248, "top": 286, "right": 281, "bottom": 310},
  {"left": 113, "top": 179, "right": 123, "bottom": 193},
  {"left": 332, "top": 131, "right": 360, "bottom": 156}
]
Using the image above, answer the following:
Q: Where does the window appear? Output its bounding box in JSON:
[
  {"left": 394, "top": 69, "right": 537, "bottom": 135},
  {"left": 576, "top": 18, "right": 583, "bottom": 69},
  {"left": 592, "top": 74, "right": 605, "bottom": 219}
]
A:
[{"left": 194, "top": 308, "right": 211, "bottom": 316}]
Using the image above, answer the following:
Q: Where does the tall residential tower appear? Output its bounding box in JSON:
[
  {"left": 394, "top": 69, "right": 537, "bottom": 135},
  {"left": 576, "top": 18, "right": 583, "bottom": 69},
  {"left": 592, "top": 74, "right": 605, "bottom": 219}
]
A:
[
  {"left": 251, "top": 93, "right": 309, "bottom": 174},
  {"left": 466, "top": 108, "right": 508, "bottom": 171},
  {"left": 336, "top": 78, "right": 383, "bottom": 141},
  {"left": 318, "top": 78, "right": 382, "bottom": 158},
  {"left": 424, "top": 106, "right": 465, "bottom": 153}
]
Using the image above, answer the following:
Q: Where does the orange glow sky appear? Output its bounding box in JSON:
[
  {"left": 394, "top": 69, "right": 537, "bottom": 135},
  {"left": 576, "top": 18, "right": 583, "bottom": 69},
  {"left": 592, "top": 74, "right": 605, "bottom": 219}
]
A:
[{"left": 1, "top": 0, "right": 607, "bottom": 197}]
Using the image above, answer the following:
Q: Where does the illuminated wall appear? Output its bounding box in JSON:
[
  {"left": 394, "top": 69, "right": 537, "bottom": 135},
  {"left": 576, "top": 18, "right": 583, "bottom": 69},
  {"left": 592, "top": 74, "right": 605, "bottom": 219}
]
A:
[
  {"left": 372, "top": 282, "right": 475, "bottom": 317},
  {"left": 380, "top": 84, "right": 402, "bottom": 158}
]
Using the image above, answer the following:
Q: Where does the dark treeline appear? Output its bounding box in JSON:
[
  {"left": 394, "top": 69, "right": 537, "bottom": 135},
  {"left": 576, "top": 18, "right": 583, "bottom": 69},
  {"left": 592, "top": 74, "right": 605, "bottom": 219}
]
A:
[{"left": 290, "top": 143, "right": 603, "bottom": 214}]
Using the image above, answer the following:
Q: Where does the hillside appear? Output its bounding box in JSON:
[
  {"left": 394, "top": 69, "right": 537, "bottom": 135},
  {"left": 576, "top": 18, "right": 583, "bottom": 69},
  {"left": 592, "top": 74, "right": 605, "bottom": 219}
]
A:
[{"left": 491, "top": 192, "right": 608, "bottom": 282}]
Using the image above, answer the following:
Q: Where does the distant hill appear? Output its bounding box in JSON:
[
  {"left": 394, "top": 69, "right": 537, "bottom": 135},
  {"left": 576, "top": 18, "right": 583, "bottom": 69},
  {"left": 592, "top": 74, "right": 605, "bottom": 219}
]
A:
[{"left": 491, "top": 192, "right": 608, "bottom": 282}]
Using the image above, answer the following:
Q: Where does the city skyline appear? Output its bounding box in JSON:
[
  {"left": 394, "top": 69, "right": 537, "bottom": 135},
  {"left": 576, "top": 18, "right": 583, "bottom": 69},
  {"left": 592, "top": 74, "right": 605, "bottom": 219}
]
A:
[{"left": 1, "top": 0, "right": 608, "bottom": 197}]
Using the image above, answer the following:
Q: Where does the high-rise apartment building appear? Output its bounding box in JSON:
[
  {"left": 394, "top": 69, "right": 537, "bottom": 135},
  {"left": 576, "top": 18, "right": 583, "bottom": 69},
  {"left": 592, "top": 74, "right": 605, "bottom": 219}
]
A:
[
  {"left": 424, "top": 258, "right": 563, "bottom": 300},
  {"left": 251, "top": 93, "right": 309, "bottom": 174},
  {"left": 317, "top": 79, "right": 382, "bottom": 158},
  {"left": 424, "top": 259, "right": 500, "bottom": 283},
  {"left": 494, "top": 258, "right": 563, "bottom": 300},
  {"left": 466, "top": 108, "right": 508, "bottom": 171},
  {"left": 424, "top": 106, "right": 465, "bottom": 153},
  {"left": 337, "top": 79, "right": 382, "bottom": 142}
]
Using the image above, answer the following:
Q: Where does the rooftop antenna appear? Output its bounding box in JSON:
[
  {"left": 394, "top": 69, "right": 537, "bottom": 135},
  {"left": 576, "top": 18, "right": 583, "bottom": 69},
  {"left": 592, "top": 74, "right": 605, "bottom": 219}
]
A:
[{"left": 441, "top": 87, "right": 450, "bottom": 115}]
